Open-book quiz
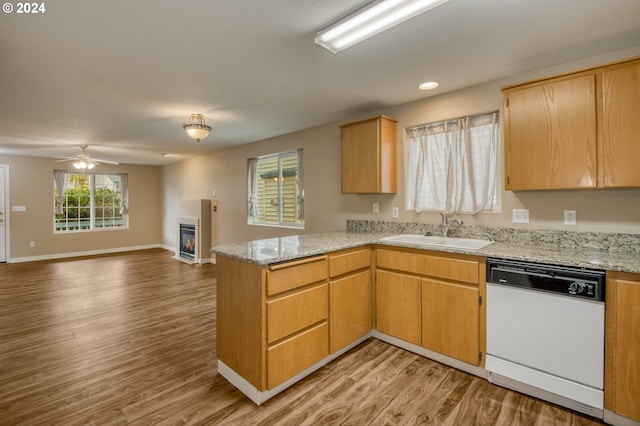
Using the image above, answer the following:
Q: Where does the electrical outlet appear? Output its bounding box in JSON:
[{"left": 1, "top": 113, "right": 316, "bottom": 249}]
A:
[
  {"left": 29, "top": 241, "right": 35, "bottom": 248},
  {"left": 512, "top": 209, "right": 530, "bottom": 224},
  {"left": 392, "top": 207, "right": 399, "bottom": 218},
  {"left": 564, "top": 210, "right": 577, "bottom": 225},
  {"left": 12, "top": 205, "right": 26, "bottom": 212},
  {"left": 372, "top": 202, "right": 380, "bottom": 214}
]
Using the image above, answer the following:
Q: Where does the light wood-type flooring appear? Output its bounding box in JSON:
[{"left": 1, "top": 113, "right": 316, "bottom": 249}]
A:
[{"left": 0, "top": 249, "right": 605, "bottom": 425}]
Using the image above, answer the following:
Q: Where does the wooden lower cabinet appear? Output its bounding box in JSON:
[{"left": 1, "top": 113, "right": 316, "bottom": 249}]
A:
[
  {"left": 216, "top": 254, "right": 329, "bottom": 392},
  {"left": 218, "top": 245, "right": 487, "bottom": 403},
  {"left": 330, "top": 270, "right": 372, "bottom": 353},
  {"left": 422, "top": 278, "right": 480, "bottom": 366},
  {"left": 605, "top": 271, "right": 640, "bottom": 421},
  {"left": 375, "top": 248, "right": 484, "bottom": 367},
  {"left": 376, "top": 269, "right": 422, "bottom": 345},
  {"left": 329, "top": 247, "right": 372, "bottom": 353}
]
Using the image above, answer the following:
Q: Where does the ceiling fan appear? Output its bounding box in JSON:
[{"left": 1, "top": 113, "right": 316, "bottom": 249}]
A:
[{"left": 54, "top": 145, "right": 119, "bottom": 170}]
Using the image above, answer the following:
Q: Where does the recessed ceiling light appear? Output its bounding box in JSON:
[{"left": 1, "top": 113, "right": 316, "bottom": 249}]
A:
[{"left": 419, "top": 81, "right": 440, "bottom": 90}]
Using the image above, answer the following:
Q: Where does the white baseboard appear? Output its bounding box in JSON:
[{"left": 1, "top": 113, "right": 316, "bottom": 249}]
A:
[
  {"left": 9, "top": 244, "right": 166, "bottom": 263},
  {"left": 371, "top": 330, "right": 488, "bottom": 379},
  {"left": 218, "top": 334, "right": 371, "bottom": 405}
]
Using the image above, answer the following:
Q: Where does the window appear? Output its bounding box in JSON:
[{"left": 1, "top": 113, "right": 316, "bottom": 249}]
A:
[
  {"left": 248, "top": 149, "right": 304, "bottom": 228},
  {"left": 54, "top": 171, "right": 128, "bottom": 232},
  {"left": 406, "top": 111, "right": 500, "bottom": 214}
]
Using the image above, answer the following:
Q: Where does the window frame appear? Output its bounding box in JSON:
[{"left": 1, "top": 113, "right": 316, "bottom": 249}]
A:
[
  {"left": 247, "top": 149, "right": 304, "bottom": 229},
  {"left": 53, "top": 172, "right": 128, "bottom": 233}
]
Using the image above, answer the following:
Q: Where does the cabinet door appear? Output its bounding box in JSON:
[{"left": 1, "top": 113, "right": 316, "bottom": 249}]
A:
[
  {"left": 422, "top": 278, "right": 480, "bottom": 366},
  {"left": 605, "top": 272, "right": 640, "bottom": 421},
  {"left": 376, "top": 270, "right": 421, "bottom": 345},
  {"left": 504, "top": 75, "right": 597, "bottom": 190},
  {"left": 330, "top": 270, "right": 372, "bottom": 353},
  {"left": 599, "top": 60, "right": 640, "bottom": 187},
  {"left": 341, "top": 116, "right": 397, "bottom": 194}
]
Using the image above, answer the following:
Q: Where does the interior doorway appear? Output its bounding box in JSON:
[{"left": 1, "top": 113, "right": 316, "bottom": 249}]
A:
[{"left": 0, "top": 165, "right": 7, "bottom": 263}]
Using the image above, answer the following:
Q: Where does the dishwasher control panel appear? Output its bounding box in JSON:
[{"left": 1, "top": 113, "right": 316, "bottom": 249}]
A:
[{"left": 487, "top": 258, "right": 605, "bottom": 302}]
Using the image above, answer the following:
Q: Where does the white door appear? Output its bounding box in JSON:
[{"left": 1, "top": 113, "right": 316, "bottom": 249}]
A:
[{"left": 0, "top": 165, "right": 6, "bottom": 262}]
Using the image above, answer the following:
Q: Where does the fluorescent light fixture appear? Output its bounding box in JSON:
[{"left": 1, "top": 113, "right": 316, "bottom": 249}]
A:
[{"left": 315, "top": 0, "right": 449, "bottom": 53}]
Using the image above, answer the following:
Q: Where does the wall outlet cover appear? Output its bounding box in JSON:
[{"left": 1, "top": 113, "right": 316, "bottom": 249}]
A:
[
  {"left": 564, "top": 210, "right": 577, "bottom": 225},
  {"left": 512, "top": 209, "right": 530, "bottom": 224}
]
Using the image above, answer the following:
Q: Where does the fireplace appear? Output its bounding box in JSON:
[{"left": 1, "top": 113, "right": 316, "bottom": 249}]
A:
[
  {"left": 174, "top": 199, "right": 217, "bottom": 264},
  {"left": 179, "top": 224, "right": 196, "bottom": 261},
  {"left": 175, "top": 216, "right": 199, "bottom": 264}
]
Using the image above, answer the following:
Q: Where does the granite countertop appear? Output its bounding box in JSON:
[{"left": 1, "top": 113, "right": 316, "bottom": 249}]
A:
[{"left": 211, "top": 231, "right": 640, "bottom": 273}]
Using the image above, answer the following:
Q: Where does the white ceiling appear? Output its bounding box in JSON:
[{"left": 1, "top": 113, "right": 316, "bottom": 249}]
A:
[{"left": 1, "top": 0, "right": 640, "bottom": 166}]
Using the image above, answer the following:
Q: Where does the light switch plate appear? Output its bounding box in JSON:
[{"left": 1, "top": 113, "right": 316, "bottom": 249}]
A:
[
  {"left": 392, "top": 207, "right": 399, "bottom": 218},
  {"left": 512, "top": 209, "right": 530, "bottom": 224},
  {"left": 12, "top": 205, "right": 26, "bottom": 212},
  {"left": 372, "top": 202, "right": 380, "bottom": 214}
]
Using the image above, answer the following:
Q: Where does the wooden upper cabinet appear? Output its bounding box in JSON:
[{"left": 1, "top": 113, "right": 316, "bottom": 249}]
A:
[
  {"left": 599, "top": 60, "right": 640, "bottom": 187},
  {"left": 504, "top": 74, "right": 597, "bottom": 190},
  {"left": 341, "top": 115, "right": 397, "bottom": 194},
  {"left": 503, "top": 56, "right": 640, "bottom": 191}
]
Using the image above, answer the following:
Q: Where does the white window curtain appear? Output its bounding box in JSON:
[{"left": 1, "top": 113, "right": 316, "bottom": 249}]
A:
[
  {"left": 119, "top": 173, "right": 129, "bottom": 214},
  {"left": 53, "top": 170, "right": 67, "bottom": 215},
  {"left": 296, "top": 148, "right": 304, "bottom": 220},
  {"left": 247, "top": 157, "right": 259, "bottom": 220},
  {"left": 406, "top": 111, "right": 499, "bottom": 214}
]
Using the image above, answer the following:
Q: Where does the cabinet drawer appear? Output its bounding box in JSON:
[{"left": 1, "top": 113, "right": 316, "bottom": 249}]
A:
[
  {"left": 267, "top": 256, "right": 328, "bottom": 296},
  {"left": 267, "top": 284, "right": 328, "bottom": 344},
  {"left": 267, "top": 322, "right": 329, "bottom": 389},
  {"left": 329, "top": 248, "right": 371, "bottom": 278},
  {"left": 376, "top": 249, "right": 479, "bottom": 284}
]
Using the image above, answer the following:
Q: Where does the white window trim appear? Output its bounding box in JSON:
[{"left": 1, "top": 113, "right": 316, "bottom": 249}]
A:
[
  {"left": 54, "top": 172, "right": 129, "bottom": 233},
  {"left": 247, "top": 149, "right": 304, "bottom": 229}
]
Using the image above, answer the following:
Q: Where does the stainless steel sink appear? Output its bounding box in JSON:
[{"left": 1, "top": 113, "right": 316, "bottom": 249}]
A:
[{"left": 380, "top": 234, "right": 495, "bottom": 250}]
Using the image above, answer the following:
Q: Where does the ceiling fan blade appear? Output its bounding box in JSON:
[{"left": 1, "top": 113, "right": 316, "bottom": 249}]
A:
[{"left": 93, "top": 158, "right": 119, "bottom": 165}]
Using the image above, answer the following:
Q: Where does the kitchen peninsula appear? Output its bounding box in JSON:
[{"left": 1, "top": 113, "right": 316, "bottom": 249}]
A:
[{"left": 212, "top": 225, "right": 640, "bottom": 425}]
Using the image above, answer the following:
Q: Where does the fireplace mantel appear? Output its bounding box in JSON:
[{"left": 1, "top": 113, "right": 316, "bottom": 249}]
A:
[{"left": 174, "top": 199, "right": 217, "bottom": 264}]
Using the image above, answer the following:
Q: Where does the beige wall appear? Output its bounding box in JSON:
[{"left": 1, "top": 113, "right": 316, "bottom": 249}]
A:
[
  {"left": 162, "top": 46, "right": 640, "bottom": 248},
  {"left": 5, "top": 48, "right": 639, "bottom": 260},
  {"left": 0, "top": 155, "right": 162, "bottom": 260},
  {"left": 161, "top": 123, "right": 349, "bottom": 249}
]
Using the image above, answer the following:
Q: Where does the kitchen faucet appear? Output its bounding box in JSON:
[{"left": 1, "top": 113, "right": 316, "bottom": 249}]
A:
[{"left": 440, "top": 213, "right": 463, "bottom": 237}]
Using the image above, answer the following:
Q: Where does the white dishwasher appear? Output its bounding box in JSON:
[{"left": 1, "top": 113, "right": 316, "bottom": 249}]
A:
[{"left": 485, "top": 258, "right": 606, "bottom": 418}]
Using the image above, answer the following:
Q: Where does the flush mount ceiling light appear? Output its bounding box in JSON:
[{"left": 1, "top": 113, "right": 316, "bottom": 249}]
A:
[
  {"left": 315, "top": 0, "right": 450, "bottom": 53},
  {"left": 183, "top": 114, "right": 212, "bottom": 142},
  {"left": 419, "top": 81, "right": 440, "bottom": 90}
]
